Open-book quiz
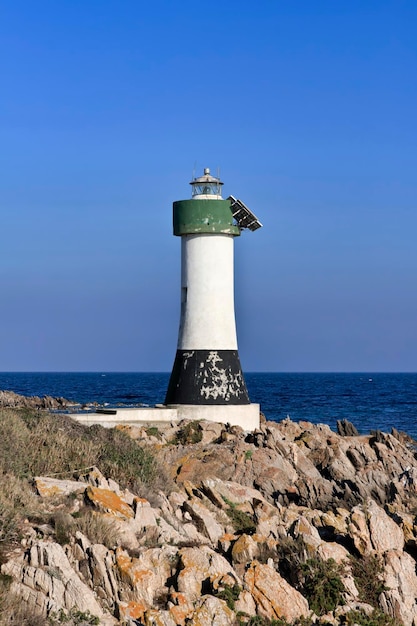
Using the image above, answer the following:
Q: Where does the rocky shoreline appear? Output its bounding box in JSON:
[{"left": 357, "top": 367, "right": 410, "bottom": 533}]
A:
[
  {"left": 1, "top": 394, "right": 417, "bottom": 624},
  {"left": 0, "top": 390, "right": 79, "bottom": 411}
]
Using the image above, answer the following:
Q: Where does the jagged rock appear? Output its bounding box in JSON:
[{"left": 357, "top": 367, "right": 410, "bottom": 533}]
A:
[
  {"left": 5, "top": 413, "right": 417, "bottom": 625},
  {"left": 0, "top": 389, "right": 74, "bottom": 409},
  {"left": 234, "top": 589, "right": 257, "bottom": 617},
  {"left": 182, "top": 498, "right": 224, "bottom": 543},
  {"left": 34, "top": 476, "right": 87, "bottom": 498},
  {"left": 186, "top": 595, "right": 235, "bottom": 625},
  {"left": 134, "top": 497, "right": 159, "bottom": 527},
  {"left": 84, "top": 468, "right": 136, "bottom": 507},
  {"left": 202, "top": 477, "right": 269, "bottom": 509},
  {"left": 380, "top": 549, "right": 417, "bottom": 626},
  {"left": 1, "top": 541, "right": 114, "bottom": 622},
  {"left": 319, "top": 508, "right": 350, "bottom": 535},
  {"left": 348, "top": 500, "right": 404, "bottom": 555},
  {"left": 250, "top": 447, "right": 299, "bottom": 499},
  {"left": 290, "top": 515, "right": 322, "bottom": 553},
  {"left": 198, "top": 420, "right": 224, "bottom": 444},
  {"left": 176, "top": 546, "right": 240, "bottom": 602},
  {"left": 115, "top": 546, "right": 177, "bottom": 607},
  {"left": 231, "top": 533, "right": 259, "bottom": 564},
  {"left": 244, "top": 561, "right": 310, "bottom": 622},
  {"left": 143, "top": 609, "right": 177, "bottom": 625},
  {"left": 337, "top": 419, "right": 360, "bottom": 437},
  {"left": 87, "top": 544, "right": 119, "bottom": 609},
  {"left": 167, "top": 591, "right": 194, "bottom": 625},
  {"left": 85, "top": 486, "right": 134, "bottom": 519},
  {"left": 117, "top": 600, "right": 147, "bottom": 624}
]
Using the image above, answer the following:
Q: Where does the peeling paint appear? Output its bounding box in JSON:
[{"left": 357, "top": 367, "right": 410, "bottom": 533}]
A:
[
  {"left": 182, "top": 351, "right": 195, "bottom": 371},
  {"left": 198, "top": 352, "right": 243, "bottom": 401},
  {"left": 165, "top": 349, "right": 249, "bottom": 405}
]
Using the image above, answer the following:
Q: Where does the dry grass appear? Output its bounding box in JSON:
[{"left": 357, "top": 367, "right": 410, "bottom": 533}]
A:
[
  {"left": 0, "top": 473, "right": 38, "bottom": 546},
  {"left": 0, "top": 407, "right": 159, "bottom": 550},
  {"left": 0, "top": 408, "right": 157, "bottom": 488},
  {"left": 74, "top": 510, "right": 120, "bottom": 549}
]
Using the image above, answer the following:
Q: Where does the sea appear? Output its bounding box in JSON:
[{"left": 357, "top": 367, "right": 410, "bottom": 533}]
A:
[{"left": 1, "top": 372, "right": 417, "bottom": 439}]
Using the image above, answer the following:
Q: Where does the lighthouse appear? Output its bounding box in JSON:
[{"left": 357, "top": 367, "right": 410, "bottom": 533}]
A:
[{"left": 165, "top": 168, "right": 262, "bottom": 430}]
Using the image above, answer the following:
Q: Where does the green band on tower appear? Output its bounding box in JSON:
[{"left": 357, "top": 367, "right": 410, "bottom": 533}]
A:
[{"left": 173, "top": 199, "right": 240, "bottom": 236}]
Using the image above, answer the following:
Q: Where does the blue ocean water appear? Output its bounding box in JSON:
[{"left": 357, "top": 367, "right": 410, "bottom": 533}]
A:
[{"left": 1, "top": 372, "right": 417, "bottom": 438}]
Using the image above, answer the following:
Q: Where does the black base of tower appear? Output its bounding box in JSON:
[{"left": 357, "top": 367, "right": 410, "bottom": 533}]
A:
[{"left": 165, "top": 349, "right": 250, "bottom": 405}]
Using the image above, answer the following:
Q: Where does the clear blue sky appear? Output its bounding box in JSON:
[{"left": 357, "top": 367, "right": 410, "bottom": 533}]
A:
[{"left": 1, "top": 0, "right": 416, "bottom": 372}]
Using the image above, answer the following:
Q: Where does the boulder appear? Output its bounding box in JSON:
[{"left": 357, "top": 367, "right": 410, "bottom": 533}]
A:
[
  {"left": 337, "top": 419, "right": 360, "bottom": 437},
  {"left": 182, "top": 498, "right": 224, "bottom": 543},
  {"left": 85, "top": 486, "right": 134, "bottom": 519},
  {"left": 380, "top": 550, "right": 417, "bottom": 626},
  {"left": 34, "top": 476, "right": 86, "bottom": 498},
  {"left": 231, "top": 534, "right": 259, "bottom": 565},
  {"left": 187, "top": 595, "right": 235, "bottom": 625},
  {"left": 349, "top": 500, "right": 404, "bottom": 555},
  {"left": 2, "top": 541, "right": 112, "bottom": 622},
  {"left": 176, "top": 546, "right": 240, "bottom": 602},
  {"left": 244, "top": 561, "right": 309, "bottom": 622}
]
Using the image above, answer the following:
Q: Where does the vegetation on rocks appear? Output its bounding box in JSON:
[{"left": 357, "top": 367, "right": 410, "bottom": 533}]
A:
[
  {"left": 0, "top": 407, "right": 160, "bottom": 552},
  {"left": 0, "top": 408, "right": 156, "bottom": 487},
  {"left": 299, "top": 558, "right": 345, "bottom": 616},
  {"left": 2, "top": 400, "right": 417, "bottom": 625},
  {"left": 349, "top": 554, "right": 388, "bottom": 608},
  {"left": 171, "top": 419, "right": 203, "bottom": 444}
]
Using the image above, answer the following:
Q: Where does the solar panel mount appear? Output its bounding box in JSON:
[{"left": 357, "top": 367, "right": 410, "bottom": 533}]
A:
[{"left": 227, "top": 195, "right": 263, "bottom": 232}]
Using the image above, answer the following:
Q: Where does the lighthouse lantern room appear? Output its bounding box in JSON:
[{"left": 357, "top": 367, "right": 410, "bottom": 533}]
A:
[{"left": 165, "top": 168, "right": 262, "bottom": 430}]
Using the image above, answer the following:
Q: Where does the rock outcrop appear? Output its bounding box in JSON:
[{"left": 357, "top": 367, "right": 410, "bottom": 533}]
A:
[
  {"left": 2, "top": 415, "right": 417, "bottom": 625},
  {"left": 0, "top": 389, "right": 75, "bottom": 410}
]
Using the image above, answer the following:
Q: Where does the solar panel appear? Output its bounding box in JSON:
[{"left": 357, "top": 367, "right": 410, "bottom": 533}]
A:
[{"left": 227, "top": 195, "right": 263, "bottom": 231}]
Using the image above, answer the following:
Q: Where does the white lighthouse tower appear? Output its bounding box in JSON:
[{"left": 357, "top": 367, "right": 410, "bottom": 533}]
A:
[{"left": 165, "top": 168, "right": 262, "bottom": 430}]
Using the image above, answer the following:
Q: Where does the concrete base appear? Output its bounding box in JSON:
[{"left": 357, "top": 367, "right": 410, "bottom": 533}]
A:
[
  {"left": 167, "top": 403, "right": 260, "bottom": 430},
  {"left": 68, "top": 403, "right": 260, "bottom": 431},
  {"left": 68, "top": 407, "right": 178, "bottom": 429}
]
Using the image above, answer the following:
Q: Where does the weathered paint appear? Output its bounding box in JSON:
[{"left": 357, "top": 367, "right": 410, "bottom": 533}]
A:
[
  {"left": 164, "top": 349, "right": 249, "bottom": 405},
  {"left": 173, "top": 199, "right": 240, "bottom": 236}
]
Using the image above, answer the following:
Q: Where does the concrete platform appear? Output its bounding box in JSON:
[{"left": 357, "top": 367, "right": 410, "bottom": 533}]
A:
[
  {"left": 68, "top": 407, "right": 178, "bottom": 429},
  {"left": 68, "top": 403, "right": 260, "bottom": 431},
  {"left": 166, "top": 403, "right": 260, "bottom": 430}
]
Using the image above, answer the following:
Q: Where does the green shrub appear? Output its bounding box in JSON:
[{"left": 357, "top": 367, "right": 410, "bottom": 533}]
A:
[
  {"left": 226, "top": 507, "right": 256, "bottom": 535},
  {"left": 300, "top": 558, "right": 345, "bottom": 616},
  {"left": 275, "top": 536, "right": 309, "bottom": 588},
  {"left": 93, "top": 426, "right": 157, "bottom": 488},
  {"left": 344, "top": 608, "right": 397, "bottom": 626},
  {"left": 49, "top": 608, "right": 100, "bottom": 624},
  {"left": 214, "top": 583, "right": 242, "bottom": 610},
  {"left": 350, "top": 554, "right": 388, "bottom": 607},
  {"left": 145, "top": 426, "right": 161, "bottom": 439},
  {"left": 221, "top": 496, "right": 256, "bottom": 535},
  {"left": 172, "top": 421, "right": 202, "bottom": 445},
  {"left": 236, "top": 615, "right": 316, "bottom": 626}
]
